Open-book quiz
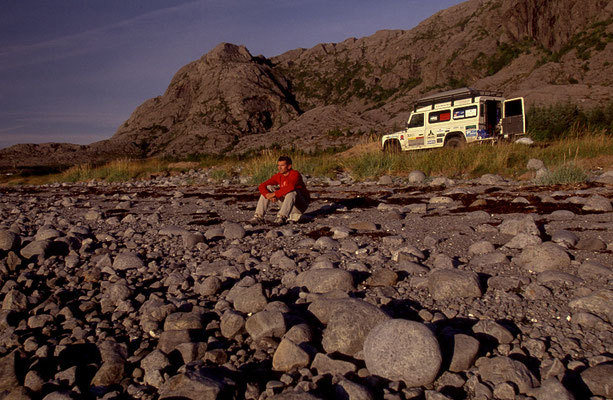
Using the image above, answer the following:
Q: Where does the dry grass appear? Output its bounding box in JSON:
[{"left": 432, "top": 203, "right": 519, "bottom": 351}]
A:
[
  {"left": 2, "top": 131, "right": 612, "bottom": 185},
  {"left": 341, "top": 132, "right": 613, "bottom": 181}
]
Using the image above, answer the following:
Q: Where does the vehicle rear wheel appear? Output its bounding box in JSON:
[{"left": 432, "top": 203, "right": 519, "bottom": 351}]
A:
[
  {"left": 445, "top": 136, "right": 466, "bottom": 148},
  {"left": 383, "top": 140, "right": 402, "bottom": 154}
]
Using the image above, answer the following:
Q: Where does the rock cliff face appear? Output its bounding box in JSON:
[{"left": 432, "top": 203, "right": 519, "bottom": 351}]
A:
[
  {"left": 2, "top": 0, "right": 612, "bottom": 166},
  {"left": 109, "top": 43, "right": 301, "bottom": 156}
]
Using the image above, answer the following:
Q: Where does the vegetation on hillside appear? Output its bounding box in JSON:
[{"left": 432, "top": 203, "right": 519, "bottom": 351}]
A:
[{"left": 527, "top": 101, "right": 613, "bottom": 140}]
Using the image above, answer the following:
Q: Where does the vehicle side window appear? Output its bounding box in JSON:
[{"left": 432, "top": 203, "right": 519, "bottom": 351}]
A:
[
  {"left": 453, "top": 105, "right": 478, "bottom": 120},
  {"left": 408, "top": 113, "right": 424, "bottom": 128},
  {"left": 428, "top": 110, "right": 451, "bottom": 124}
]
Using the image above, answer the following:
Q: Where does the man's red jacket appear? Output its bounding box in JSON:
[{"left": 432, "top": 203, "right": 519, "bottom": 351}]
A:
[{"left": 258, "top": 169, "right": 310, "bottom": 200}]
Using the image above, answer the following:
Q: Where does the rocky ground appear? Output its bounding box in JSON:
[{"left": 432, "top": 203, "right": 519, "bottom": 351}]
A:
[{"left": 1, "top": 168, "right": 613, "bottom": 400}]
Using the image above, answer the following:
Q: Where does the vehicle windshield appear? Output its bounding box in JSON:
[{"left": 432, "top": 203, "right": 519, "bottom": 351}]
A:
[{"left": 407, "top": 113, "right": 424, "bottom": 128}]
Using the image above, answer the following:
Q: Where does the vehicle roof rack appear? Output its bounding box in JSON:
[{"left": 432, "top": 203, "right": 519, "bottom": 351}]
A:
[{"left": 413, "top": 87, "right": 503, "bottom": 111}]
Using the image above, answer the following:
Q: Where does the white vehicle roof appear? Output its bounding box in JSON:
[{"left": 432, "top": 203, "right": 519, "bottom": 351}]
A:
[{"left": 413, "top": 87, "right": 504, "bottom": 111}]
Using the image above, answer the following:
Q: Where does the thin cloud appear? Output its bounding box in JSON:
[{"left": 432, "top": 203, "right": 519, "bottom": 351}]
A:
[
  {"left": 0, "top": 0, "right": 203, "bottom": 71},
  {"left": 0, "top": 124, "right": 27, "bottom": 134}
]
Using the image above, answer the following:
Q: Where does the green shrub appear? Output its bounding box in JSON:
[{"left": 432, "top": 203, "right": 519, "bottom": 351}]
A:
[
  {"left": 527, "top": 101, "right": 613, "bottom": 140},
  {"left": 209, "top": 168, "right": 231, "bottom": 181},
  {"left": 535, "top": 163, "right": 588, "bottom": 185}
]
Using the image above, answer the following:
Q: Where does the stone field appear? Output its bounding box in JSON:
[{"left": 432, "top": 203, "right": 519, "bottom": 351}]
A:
[{"left": 1, "top": 169, "right": 613, "bottom": 400}]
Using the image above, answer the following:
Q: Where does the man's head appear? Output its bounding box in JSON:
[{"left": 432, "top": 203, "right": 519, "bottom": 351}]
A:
[{"left": 277, "top": 156, "right": 292, "bottom": 175}]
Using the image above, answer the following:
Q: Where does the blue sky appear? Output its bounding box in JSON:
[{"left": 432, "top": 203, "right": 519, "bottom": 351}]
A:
[{"left": 0, "top": 0, "right": 463, "bottom": 149}]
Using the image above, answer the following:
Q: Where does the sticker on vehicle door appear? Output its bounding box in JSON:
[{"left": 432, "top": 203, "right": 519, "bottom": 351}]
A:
[{"left": 465, "top": 125, "right": 477, "bottom": 137}]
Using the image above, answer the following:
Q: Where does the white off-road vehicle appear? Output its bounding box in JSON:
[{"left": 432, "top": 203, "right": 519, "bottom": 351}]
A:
[{"left": 381, "top": 87, "right": 525, "bottom": 152}]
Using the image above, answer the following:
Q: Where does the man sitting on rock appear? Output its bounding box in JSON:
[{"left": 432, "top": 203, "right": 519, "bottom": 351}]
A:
[{"left": 251, "top": 156, "right": 310, "bottom": 225}]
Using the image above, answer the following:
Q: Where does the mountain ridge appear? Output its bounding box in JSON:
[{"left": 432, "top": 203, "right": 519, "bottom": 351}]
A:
[{"left": 2, "top": 0, "right": 612, "bottom": 167}]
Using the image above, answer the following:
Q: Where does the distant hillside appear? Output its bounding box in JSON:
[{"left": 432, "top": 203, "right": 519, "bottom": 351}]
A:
[{"left": 2, "top": 0, "right": 612, "bottom": 167}]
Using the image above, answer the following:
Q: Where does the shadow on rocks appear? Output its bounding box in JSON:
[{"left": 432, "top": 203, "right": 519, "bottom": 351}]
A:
[
  {"left": 561, "top": 367, "right": 595, "bottom": 399},
  {"left": 476, "top": 272, "right": 491, "bottom": 293},
  {"left": 379, "top": 298, "right": 422, "bottom": 320},
  {"left": 534, "top": 219, "right": 552, "bottom": 241},
  {"left": 348, "top": 270, "right": 371, "bottom": 287}
]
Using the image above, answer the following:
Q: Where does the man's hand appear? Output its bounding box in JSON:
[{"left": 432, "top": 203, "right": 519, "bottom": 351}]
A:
[{"left": 265, "top": 192, "right": 277, "bottom": 202}]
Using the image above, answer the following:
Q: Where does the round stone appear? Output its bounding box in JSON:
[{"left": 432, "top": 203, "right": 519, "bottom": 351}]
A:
[{"left": 363, "top": 319, "right": 442, "bottom": 387}]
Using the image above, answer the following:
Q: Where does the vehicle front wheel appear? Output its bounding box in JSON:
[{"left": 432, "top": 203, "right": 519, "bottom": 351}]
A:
[
  {"left": 444, "top": 136, "right": 466, "bottom": 148},
  {"left": 383, "top": 140, "right": 402, "bottom": 154}
]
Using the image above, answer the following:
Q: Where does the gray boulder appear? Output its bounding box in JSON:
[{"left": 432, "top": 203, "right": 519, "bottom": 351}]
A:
[
  {"left": 294, "top": 268, "right": 354, "bottom": 294},
  {"left": 311, "top": 353, "right": 357, "bottom": 376},
  {"left": 408, "top": 170, "right": 426, "bottom": 183},
  {"left": 364, "top": 319, "right": 442, "bottom": 388},
  {"left": 2, "top": 289, "right": 28, "bottom": 312},
  {"left": 223, "top": 222, "right": 246, "bottom": 239},
  {"left": 157, "top": 330, "right": 201, "bottom": 354},
  {"left": 228, "top": 283, "right": 268, "bottom": 314},
  {"left": 499, "top": 215, "right": 539, "bottom": 236},
  {"left": 0, "top": 351, "right": 20, "bottom": 392},
  {"left": 272, "top": 338, "right": 310, "bottom": 372},
  {"left": 220, "top": 310, "right": 245, "bottom": 339},
  {"left": 336, "top": 379, "right": 374, "bottom": 400},
  {"left": 159, "top": 369, "right": 233, "bottom": 400},
  {"left": 245, "top": 310, "right": 286, "bottom": 341},
  {"left": 583, "top": 194, "right": 612, "bottom": 211},
  {"left": 20, "top": 240, "right": 51, "bottom": 259},
  {"left": 141, "top": 350, "right": 171, "bottom": 388},
  {"left": 163, "top": 312, "right": 204, "bottom": 331},
  {"left": 469, "top": 251, "right": 509, "bottom": 268},
  {"left": 551, "top": 230, "right": 579, "bottom": 248},
  {"left": 472, "top": 320, "right": 514, "bottom": 344},
  {"left": 527, "top": 159, "right": 545, "bottom": 170},
  {"left": 504, "top": 233, "right": 542, "bottom": 249},
  {"left": 479, "top": 174, "right": 505, "bottom": 185},
  {"left": 447, "top": 333, "right": 480, "bottom": 372},
  {"left": 580, "top": 363, "right": 613, "bottom": 398},
  {"left": 0, "top": 230, "right": 20, "bottom": 251},
  {"left": 468, "top": 241, "right": 495, "bottom": 255},
  {"left": 526, "top": 378, "right": 575, "bottom": 400},
  {"left": 477, "top": 356, "right": 538, "bottom": 394},
  {"left": 159, "top": 225, "right": 190, "bottom": 236},
  {"left": 112, "top": 252, "right": 144, "bottom": 270},
  {"left": 194, "top": 276, "right": 222, "bottom": 297},
  {"left": 427, "top": 269, "right": 482, "bottom": 300},
  {"left": 514, "top": 242, "right": 571, "bottom": 273},
  {"left": 321, "top": 299, "right": 389, "bottom": 357},
  {"left": 269, "top": 392, "right": 322, "bottom": 400},
  {"left": 575, "top": 237, "right": 607, "bottom": 250},
  {"left": 569, "top": 289, "right": 613, "bottom": 322},
  {"left": 578, "top": 261, "right": 613, "bottom": 279}
]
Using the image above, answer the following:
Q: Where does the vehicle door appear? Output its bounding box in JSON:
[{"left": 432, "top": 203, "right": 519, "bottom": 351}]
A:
[
  {"left": 501, "top": 97, "right": 525, "bottom": 136},
  {"left": 404, "top": 113, "right": 425, "bottom": 148}
]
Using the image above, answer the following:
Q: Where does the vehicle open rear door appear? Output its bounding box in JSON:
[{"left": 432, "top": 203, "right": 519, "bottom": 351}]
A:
[{"left": 501, "top": 97, "right": 525, "bottom": 137}]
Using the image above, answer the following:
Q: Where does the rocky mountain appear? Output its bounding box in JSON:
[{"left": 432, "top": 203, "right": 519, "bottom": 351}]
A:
[{"left": 2, "top": 0, "right": 612, "bottom": 167}]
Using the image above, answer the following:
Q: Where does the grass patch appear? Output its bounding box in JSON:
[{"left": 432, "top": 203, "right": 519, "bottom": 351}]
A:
[
  {"left": 208, "top": 167, "right": 232, "bottom": 182},
  {"left": 60, "top": 159, "right": 169, "bottom": 183},
  {"left": 341, "top": 131, "right": 613, "bottom": 180},
  {"left": 2, "top": 131, "right": 612, "bottom": 186},
  {"left": 535, "top": 163, "right": 588, "bottom": 185}
]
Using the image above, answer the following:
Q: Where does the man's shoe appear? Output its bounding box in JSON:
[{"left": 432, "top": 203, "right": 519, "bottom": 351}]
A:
[
  {"left": 288, "top": 214, "right": 302, "bottom": 223},
  {"left": 272, "top": 216, "right": 287, "bottom": 226},
  {"left": 249, "top": 215, "right": 264, "bottom": 224}
]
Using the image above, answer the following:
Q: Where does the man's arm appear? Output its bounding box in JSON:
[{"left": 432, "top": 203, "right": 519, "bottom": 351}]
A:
[{"left": 258, "top": 175, "right": 279, "bottom": 197}]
